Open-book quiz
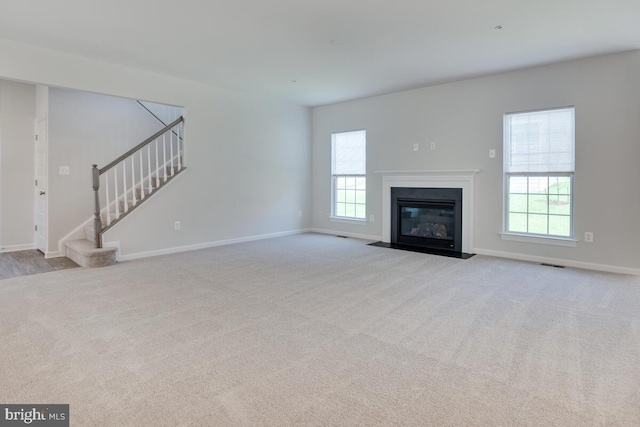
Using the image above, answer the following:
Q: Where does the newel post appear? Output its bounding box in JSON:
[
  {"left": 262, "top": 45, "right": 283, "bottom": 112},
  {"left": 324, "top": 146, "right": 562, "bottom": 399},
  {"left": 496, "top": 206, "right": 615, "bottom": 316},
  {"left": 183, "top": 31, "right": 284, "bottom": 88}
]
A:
[{"left": 92, "top": 164, "right": 103, "bottom": 248}]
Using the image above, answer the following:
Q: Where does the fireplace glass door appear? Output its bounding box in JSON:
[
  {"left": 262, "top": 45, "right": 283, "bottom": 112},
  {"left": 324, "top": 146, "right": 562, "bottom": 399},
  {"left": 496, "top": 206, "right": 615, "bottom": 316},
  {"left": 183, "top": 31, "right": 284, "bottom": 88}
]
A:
[{"left": 398, "top": 200, "right": 455, "bottom": 249}]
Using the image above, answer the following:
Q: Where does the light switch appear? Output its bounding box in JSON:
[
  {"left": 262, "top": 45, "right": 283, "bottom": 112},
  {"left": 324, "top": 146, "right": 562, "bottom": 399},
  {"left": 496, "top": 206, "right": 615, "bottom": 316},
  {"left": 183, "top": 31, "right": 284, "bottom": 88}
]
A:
[{"left": 489, "top": 149, "right": 496, "bottom": 158}]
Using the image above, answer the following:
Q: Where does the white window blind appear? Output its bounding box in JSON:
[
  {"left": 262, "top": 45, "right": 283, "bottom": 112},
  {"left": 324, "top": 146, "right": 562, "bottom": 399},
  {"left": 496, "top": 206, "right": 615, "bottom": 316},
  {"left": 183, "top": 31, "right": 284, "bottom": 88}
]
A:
[
  {"left": 331, "top": 130, "right": 366, "bottom": 220},
  {"left": 504, "top": 107, "right": 575, "bottom": 173},
  {"left": 332, "top": 130, "right": 366, "bottom": 175},
  {"left": 503, "top": 106, "right": 575, "bottom": 239}
]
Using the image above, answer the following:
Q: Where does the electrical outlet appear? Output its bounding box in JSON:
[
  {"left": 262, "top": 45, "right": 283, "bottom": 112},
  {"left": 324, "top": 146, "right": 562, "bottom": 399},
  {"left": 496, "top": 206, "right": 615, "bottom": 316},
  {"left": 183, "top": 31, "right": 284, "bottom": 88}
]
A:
[
  {"left": 489, "top": 149, "right": 496, "bottom": 158},
  {"left": 59, "top": 166, "right": 70, "bottom": 175},
  {"left": 298, "top": 210, "right": 303, "bottom": 218},
  {"left": 584, "top": 232, "right": 593, "bottom": 243},
  {"left": 413, "top": 143, "right": 419, "bottom": 151},
  {"left": 430, "top": 142, "right": 436, "bottom": 150},
  {"left": 319, "top": 210, "right": 323, "bottom": 216},
  {"left": 370, "top": 214, "right": 375, "bottom": 222},
  {"left": 174, "top": 221, "right": 181, "bottom": 230}
]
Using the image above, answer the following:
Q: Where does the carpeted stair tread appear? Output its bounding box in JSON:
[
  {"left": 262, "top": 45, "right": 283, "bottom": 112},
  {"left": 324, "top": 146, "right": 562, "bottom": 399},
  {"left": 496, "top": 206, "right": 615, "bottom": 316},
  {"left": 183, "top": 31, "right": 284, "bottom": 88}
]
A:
[{"left": 65, "top": 239, "right": 116, "bottom": 268}]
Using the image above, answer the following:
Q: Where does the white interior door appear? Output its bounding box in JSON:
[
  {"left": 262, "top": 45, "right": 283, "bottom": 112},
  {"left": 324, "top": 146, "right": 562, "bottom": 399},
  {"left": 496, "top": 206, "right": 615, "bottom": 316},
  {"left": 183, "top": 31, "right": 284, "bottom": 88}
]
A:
[{"left": 34, "top": 118, "right": 48, "bottom": 253}]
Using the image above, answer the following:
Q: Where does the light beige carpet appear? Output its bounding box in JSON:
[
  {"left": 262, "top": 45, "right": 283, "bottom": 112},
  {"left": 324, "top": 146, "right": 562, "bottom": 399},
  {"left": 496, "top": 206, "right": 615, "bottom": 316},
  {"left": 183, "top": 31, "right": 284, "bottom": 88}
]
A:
[{"left": 1, "top": 233, "right": 639, "bottom": 426}]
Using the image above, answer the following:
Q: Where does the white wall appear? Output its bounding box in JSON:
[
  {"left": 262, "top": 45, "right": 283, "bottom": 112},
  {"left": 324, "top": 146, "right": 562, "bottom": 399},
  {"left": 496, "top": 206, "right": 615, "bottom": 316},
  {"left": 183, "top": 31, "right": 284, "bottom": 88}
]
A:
[
  {"left": 36, "top": 85, "right": 48, "bottom": 122},
  {"left": 0, "top": 38, "right": 312, "bottom": 258},
  {"left": 47, "top": 88, "right": 164, "bottom": 253},
  {"left": 138, "top": 100, "right": 183, "bottom": 126},
  {"left": 312, "top": 51, "right": 640, "bottom": 272},
  {"left": 0, "top": 80, "right": 36, "bottom": 250}
]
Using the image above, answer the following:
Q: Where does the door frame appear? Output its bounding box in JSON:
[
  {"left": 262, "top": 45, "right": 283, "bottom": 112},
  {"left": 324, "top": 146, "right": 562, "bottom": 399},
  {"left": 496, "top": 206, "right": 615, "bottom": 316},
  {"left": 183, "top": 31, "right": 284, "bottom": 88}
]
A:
[{"left": 34, "top": 116, "right": 48, "bottom": 254}]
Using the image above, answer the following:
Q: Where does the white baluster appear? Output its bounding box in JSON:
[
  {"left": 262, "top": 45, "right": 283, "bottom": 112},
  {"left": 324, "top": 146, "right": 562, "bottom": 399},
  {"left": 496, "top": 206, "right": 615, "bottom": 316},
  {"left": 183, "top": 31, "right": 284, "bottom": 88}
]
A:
[
  {"left": 170, "top": 128, "right": 175, "bottom": 176},
  {"left": 123, "top": 159, "right": 128, "bottom": 213},
  {"left": 139, "top": 149, "right": 144, "bottom": 201},
  {"left": 147, "top": 144, "right": 153, "bottom": 194},
  {"left": 163, "top": 132, "right": 167, "bottom": 183},
  {"left": 114, "top": 165, "right": 120, "bottom": 219},
  {"left": 177, "top": 120, "right": 182, "bottom": 171},
  {"left": 105, "top": 170, "right": 111, "bottom": 226},
  {"left": 155, "top": 138, "right": 159, "bottom": 189},
  {"left": 131, "top": 153, "right": 137, "bottom": 206}
]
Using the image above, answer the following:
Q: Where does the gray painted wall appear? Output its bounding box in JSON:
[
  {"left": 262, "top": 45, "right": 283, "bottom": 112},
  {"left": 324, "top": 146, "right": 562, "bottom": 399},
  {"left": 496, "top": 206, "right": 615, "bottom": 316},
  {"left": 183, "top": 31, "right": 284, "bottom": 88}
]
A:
[
  {"left": 0, "top": 80, "right": 35, "bottom": 250},
  {"left": 311, "top": 51, "right": 640, "bottom": 271},
  {"left": 0, "top": 38, "right": 312, "bottom": 258},
  {"left": 47, "top": 88, "right": 164, "bottom": 253},
  {"left": 105, "top": 88, "right": 312, "bottom": 257}
]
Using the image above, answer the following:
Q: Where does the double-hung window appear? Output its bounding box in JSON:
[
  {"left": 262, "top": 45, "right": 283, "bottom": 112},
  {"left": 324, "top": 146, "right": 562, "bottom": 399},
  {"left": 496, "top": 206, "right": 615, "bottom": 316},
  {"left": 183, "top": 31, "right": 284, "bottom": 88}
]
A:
[
  {"left": 503, "top": 107, "right": 575, "bottom": 239},
  {"left": 331, "top": 130, "right": 366, "bottom": 220}
]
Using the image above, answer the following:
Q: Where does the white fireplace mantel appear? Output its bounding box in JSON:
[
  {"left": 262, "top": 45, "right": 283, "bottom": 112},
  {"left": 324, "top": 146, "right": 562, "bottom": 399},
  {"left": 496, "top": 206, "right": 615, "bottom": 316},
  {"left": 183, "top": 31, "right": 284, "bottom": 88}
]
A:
[
  {"left": 378, "top": 170, "right": 479, "bottom": 253},
  {"left": 375, "top": 169, "right": 480, "bottom": 176}
]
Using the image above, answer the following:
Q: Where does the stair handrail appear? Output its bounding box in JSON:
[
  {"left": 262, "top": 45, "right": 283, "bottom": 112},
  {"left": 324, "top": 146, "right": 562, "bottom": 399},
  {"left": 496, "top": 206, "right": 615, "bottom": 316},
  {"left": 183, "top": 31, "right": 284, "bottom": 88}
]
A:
[
  {"left": 92, "top": 116, "right": 185, "bottom": 248},
  {"left": 99, "top": 116, "right": 183, "bottom": 174}
]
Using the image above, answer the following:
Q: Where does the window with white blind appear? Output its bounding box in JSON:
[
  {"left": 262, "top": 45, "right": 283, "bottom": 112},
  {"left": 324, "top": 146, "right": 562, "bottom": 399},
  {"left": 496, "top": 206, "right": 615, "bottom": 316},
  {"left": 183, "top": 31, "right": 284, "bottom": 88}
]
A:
[
  {"left": 503, "top": 107, "right": 575, "bottom": 239},
  {"left": 331, "top": 130, "right": 366, "bottom": 220}
]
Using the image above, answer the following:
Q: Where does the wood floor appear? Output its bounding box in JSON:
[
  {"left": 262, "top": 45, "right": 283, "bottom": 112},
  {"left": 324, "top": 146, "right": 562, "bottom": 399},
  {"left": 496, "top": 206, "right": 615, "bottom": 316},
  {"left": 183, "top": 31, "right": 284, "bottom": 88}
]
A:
[{"left": 0, "top": 250, "right": 79, "bottom": 280}]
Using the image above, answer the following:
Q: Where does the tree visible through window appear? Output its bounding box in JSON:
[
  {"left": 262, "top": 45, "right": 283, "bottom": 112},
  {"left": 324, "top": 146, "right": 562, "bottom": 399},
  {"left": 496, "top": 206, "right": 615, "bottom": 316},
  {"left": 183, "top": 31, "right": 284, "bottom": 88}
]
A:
[
  {"left": 504, "top": 107, "right": 575, "bottom": 238},
  {"left": 332, "top": 130, "right": 366, "bottom": 219}
]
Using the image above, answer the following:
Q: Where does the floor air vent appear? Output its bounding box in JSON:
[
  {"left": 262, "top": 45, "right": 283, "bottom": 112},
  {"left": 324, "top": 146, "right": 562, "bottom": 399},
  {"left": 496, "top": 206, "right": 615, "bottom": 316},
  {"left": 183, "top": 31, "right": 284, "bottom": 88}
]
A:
[{"left": 540, "top": 263, "right": 565, "bottom": 268}]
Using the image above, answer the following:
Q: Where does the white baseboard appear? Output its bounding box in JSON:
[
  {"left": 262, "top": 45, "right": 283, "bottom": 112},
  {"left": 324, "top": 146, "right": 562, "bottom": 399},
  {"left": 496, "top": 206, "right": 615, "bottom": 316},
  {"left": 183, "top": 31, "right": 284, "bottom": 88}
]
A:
[
  {"left": 118, "top": 228, "right": 312, "bottom": 262},
  {"left": 0, "top": 243, "right": 35, "bottom": 253},
  {"left": 45, "top": 250, "right": 64, "bottom": 259},
  {"left": 474, "top": 248, "right": 640, "bottom": 276},
  {"left": 310, "top": 228, "right": 382, "bottom": 242}
]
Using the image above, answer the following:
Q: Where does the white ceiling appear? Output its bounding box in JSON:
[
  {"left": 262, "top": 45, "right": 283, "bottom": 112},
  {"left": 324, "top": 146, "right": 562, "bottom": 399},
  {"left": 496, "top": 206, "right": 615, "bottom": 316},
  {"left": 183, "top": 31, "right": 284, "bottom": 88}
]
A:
[{"left": 1, "top": 0, "right": 639, "bottom": 107}]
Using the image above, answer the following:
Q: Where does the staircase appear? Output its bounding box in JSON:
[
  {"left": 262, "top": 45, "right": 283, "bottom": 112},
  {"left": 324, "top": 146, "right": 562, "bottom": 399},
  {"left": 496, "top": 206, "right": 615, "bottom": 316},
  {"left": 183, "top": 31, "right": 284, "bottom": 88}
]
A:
[{"left": 65, "top": 116, "right": 185, "bottom": 267}]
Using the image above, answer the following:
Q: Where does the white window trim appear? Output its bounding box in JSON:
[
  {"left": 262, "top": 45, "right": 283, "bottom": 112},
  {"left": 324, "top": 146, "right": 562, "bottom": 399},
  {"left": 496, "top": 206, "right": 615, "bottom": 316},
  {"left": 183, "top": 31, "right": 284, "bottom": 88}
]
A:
[
  {"left": 503, "top": 172, "right": 575, "bottom": 240},
  {"left": 331, "top": 173, "right": 367, "bottom": 220},
  {"left": 331, "top": 130, "right": 367, "bottom": 220},
  {"left": 502, "top": 107, "right": 575, "bottom": 245},
  {"left": 330, "top": 216, "right": 367, "bottom": 225},
  {"left": 500, "top": 232, "right": 577, "bottom": 247}
]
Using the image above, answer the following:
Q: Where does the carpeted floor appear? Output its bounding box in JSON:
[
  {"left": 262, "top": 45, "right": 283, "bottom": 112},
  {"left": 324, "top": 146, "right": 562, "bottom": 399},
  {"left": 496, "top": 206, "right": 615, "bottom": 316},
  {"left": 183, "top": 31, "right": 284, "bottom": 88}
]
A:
[{"left": 1, "top": 233, "right": 638, "bottom": 426}]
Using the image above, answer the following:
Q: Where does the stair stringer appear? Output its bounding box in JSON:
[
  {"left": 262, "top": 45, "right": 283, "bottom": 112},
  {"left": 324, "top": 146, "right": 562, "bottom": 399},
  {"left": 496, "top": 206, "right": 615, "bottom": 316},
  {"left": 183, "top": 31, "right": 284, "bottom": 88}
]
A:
[{"left": 97, "top": 166, "right": 187, "bottom": 244}]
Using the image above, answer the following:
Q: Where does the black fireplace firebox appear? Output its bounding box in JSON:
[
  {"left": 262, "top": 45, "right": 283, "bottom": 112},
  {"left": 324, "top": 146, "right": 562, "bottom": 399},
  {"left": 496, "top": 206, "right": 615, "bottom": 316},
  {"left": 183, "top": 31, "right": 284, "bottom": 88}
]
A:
[{"left": 391, "top": 187, "right": 463, "bottom": 254}]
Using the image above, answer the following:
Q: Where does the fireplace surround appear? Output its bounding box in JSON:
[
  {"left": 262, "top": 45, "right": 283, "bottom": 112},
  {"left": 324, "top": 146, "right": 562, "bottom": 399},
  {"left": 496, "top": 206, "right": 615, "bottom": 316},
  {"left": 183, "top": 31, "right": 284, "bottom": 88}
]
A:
[
  {"left": 391, "top": 187, "right": 462, "bottom": 253},
  {"left": 375, "top": 170, "right": 479, "bottom": 257}
]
